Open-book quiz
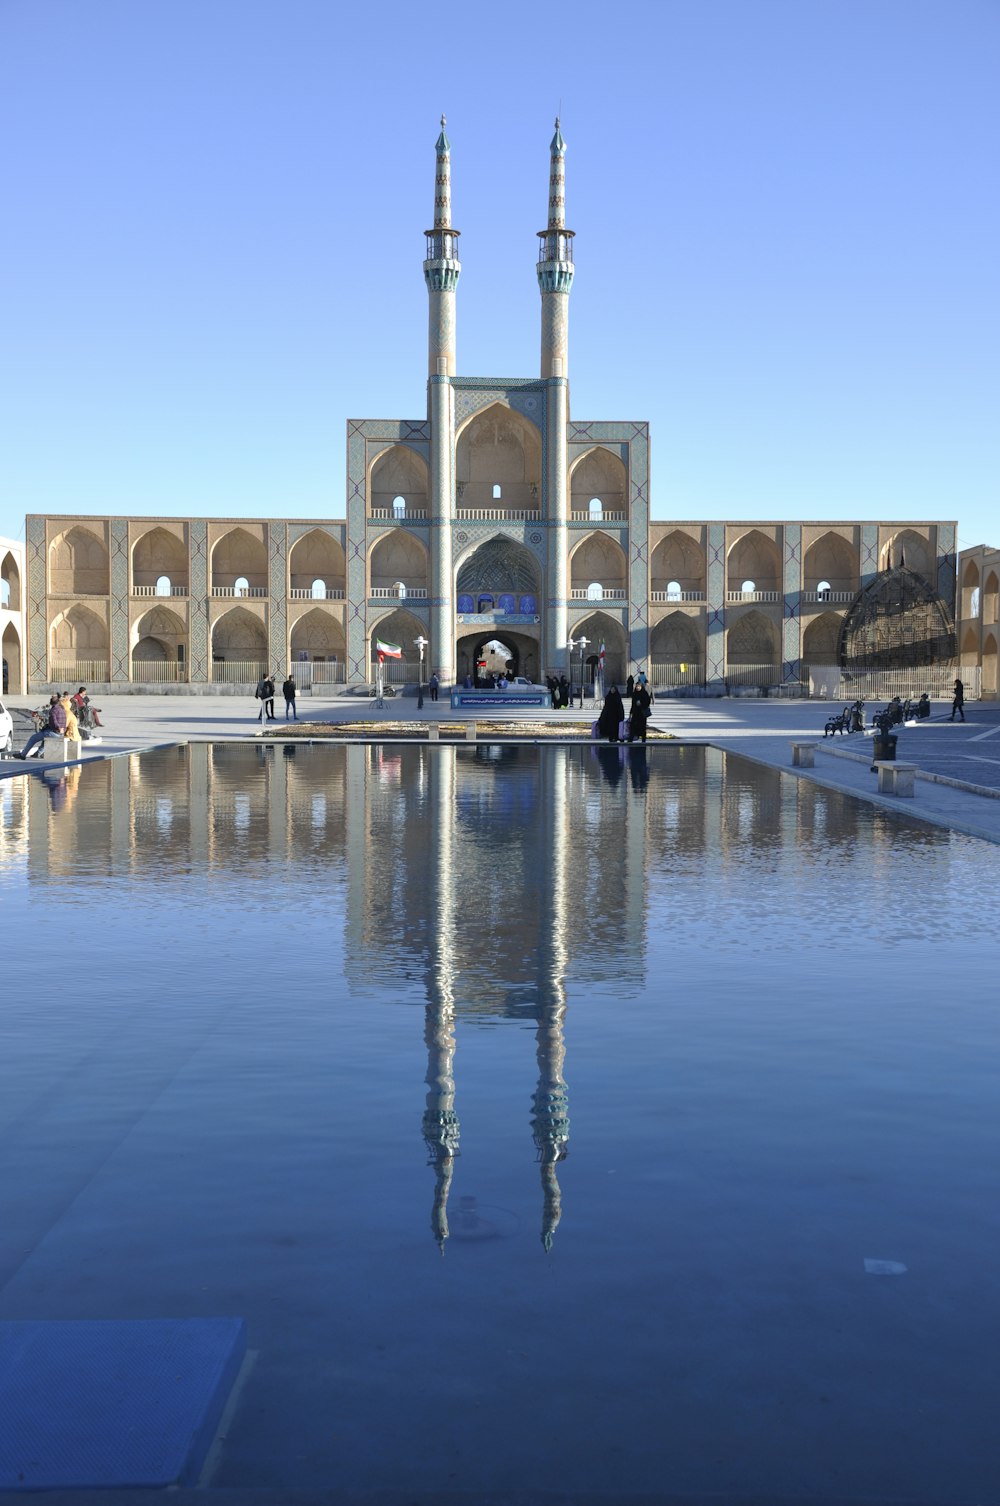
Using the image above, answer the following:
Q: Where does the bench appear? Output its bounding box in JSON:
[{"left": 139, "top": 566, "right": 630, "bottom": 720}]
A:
[
  {"left": 873, "top": 760, "right": 916, "bottom": 797},
  {"left": 790, "top": 741, "right": 817, "bottom": 768}
]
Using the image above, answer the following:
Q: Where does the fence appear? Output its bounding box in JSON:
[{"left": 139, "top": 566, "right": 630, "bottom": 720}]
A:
[
  {"left": 292, "top": 661, "right": 346, "bottom": 687},
  {"left": 131, "top": 660, "right": 187, "bottom": 683},
  {"left": 211, "top": 661, "right": 267, "bottom": 684},
  {"left": 49, "top": 661, "right": 109, "bottom": 683},
  {"left": 650, "top": 661, "right": 706, "bottom": 690},
  {"left": 808, "top": 666, "right": 981, "bottom": 701}
]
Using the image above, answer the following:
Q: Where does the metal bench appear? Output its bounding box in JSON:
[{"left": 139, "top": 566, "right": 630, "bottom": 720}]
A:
[
  {"left": 873, "top": 760, "right": 916, "bottom": 797},
  {"left": 790, "top": 741, "right": 817, "bottom": 768}
]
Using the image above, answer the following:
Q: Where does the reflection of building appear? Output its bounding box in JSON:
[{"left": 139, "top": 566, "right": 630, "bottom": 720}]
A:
[
  {"left": 21, "top": 124, "right": 956, "bottom": 695},
  {"left": 955, "top": 544, "right": 999, "bottom": 698}
]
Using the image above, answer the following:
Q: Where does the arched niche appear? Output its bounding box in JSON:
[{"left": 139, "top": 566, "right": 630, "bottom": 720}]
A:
[
  {"left": 132, "top": 605, "right": 187, "bottom": 680},
  {"left": 211, "top": 606, "right": 267, "bottom": 663},
  {"left": 368, "top": 608, "right": 427, "bottom": 667},
  {"left": 569, "top": 532, "right": 626, "bottom": 593},
  {"left": 369, "top": 531, "right": 428, "bottom": 593},
  {"left": 1, "top": 551, "right": 21, "bottom": 612},
  {"left": 50, "top": 604, "right": 109, "bottom": 673},
  {"left": 289, "top": 529, "right": 345, "bottom": 593},
  {"left": 569, "top": 447, "right": 627, "bottom": 518},
  {"left": 211, "top": 528, "right": 268, "bottom": 592},
  {"left": 983, "top": 633, "right": 998, "bottom": 695},
  {"left": 727, "top": 530, "right": 780, "bottom": 594},
  {"left": 651, "top": 531, "right": 705, "bottom": 597},
  {"left": 881, "top": 529, "right": 933, "bottom": 581},
  {"left": 802, "top": 611, "right": 843, "bottom": 666},
  {"left": 985, "top": 571, "right": 999, "bottom": 626},
  {"left": 49, "top": 526, "right": 109, "bottom": 595},
  {"left": 456, "top": 535, "right": 541, "bottom": 598},
  {"left": 2, "top": 622, "right": 22, "bottom": 693},
  {"left": 455, "top": 403, "right": 541, "bottom": 511},
  {"left": 651, "top": 611, "right": 702, "bottom": 662},
  {"left": 290, "top": 607, "right": 345, "bottom": 663},
  {"left": 369, "top": 446, "right": 429, "bottom": 516},
  {"left": 727, "top": 610, "right": 780, "bottom": 667},
  {"left": 570, "top": 610, "right": 628, "bottom": 689},
  {"left": 132, "top": 527, "right": 187, "bottom": 591},
  {"left": 961, "top": 558, "right": 981, "bottom": 622},
  {"left": 960, "top": 626, "right": 980, "bottom": 670},
  {"left": 804, "top": 532, "right": 859, "bottom": 594}
]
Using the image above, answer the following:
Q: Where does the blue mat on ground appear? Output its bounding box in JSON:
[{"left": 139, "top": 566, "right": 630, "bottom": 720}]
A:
[{"left": 0, "top": 1316, "right": 246, "bottom": 1491}]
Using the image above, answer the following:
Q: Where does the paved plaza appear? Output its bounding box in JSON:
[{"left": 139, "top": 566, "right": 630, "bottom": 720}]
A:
[{"left": 4, "top": 691, "right": 1000, "bottom": 846}]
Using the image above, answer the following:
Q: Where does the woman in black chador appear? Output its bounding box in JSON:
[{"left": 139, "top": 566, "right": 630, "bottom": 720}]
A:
[
  {"left": 597, "top": 684, "right": 625, "bottom": 743},
  {"left": 630, "top": 681, "right": 653, "bottom": 743}
]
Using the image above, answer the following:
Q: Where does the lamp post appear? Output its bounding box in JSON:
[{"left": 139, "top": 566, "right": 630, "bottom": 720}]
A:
[
  {"left": 415, "top": 635, "right": 427, "bottom": 710},
  {"left": 577, "top": 635, "right": 589, "bottom": 709},
  {"left": 566, "top": 635, "right": 576, "bottom": 710}
]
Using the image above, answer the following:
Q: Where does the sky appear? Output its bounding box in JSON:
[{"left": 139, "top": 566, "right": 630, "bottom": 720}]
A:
[{"left": 1, "top": 0, "right": 997, "bottom": 549}]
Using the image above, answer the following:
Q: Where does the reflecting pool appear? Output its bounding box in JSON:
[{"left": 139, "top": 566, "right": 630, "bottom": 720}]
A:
[{"left": 2, "top": 744, "right": 999, "bottom": 1501}]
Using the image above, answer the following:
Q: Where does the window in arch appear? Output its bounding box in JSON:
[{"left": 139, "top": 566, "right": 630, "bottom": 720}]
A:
[
  {"left": 741, "top": 579, "right": 756, "bottom": 595},
  {"left": 587, "top": 581, "right": 604, "bottom": 601},
  {"left": 235, "top": 576, "right": 250, "bottom": 597},
  {"left": 155, "top": 575, "right": 172, "bottom": 597},
  {"left": 492, "top": 484, "right": 502, "bottom": 500},
  {"left": 666, "top": 580, "right": 682, "bottom": 601},
  {"left": 311, "top": 578, "right": 327, "bottom": 599},
  {"left": 589, "top": 498, "right": 603, "bottom": 521},
  {"left": 971, "top": 586, "right": 981, "bottom": 618},
  {"left": 816, "top": 579, "right": 832, "bottom": 598},
  {"left": 392, "top": 495, "right": 406, "bottom": 518},
  {"left": 394, "top": 580, "right": 407, "bottom": 599}
]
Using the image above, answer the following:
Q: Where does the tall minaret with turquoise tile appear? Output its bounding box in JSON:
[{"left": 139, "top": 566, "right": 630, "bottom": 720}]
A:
[
  {"left": 538, "top": 120, "right": 574, "bottom": 672},
  {"left": 424, "top": 117, "right": 460, "bottom": 684}
]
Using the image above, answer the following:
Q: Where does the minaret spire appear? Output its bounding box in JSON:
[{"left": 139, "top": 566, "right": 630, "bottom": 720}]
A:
[
  {"left": 423, "top": 116, "right": 461, "bottom": 376},
  {"left": 424, "top": 118, "right": 460, "bottom": 684},
  {"left": 538, "top": 118, "right": 575, "bottom": 676},
  {"left": 433, "top": 115, "right": 452, "bottom": 229}
]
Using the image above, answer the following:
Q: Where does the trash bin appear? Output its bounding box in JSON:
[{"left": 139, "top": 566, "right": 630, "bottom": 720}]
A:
[{"left": 872, "top": 733, "right": 897, "bottom": 762}]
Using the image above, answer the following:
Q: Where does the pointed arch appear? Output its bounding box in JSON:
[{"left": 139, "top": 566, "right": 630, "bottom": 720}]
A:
[
  {"left": 651, "top": 530, "right": 706, "bottom": 598},
  {"left": 369, "top": 531, "right": 429, "bottom": 593},
  {"left": 571, "top": 609, "right": 628, "bottom": 688},
  {"left": 881, "top": 529, "right": 933, "bottom": 581},
  {"left": 2, "top": 622, "right": 22, "bottom": 693},
  {"left": 802, "top": 610, "right": 843, "bottom": 666},
  {"left": 983, "top": 633, "right": 998, "bottom": 696},
  {"left": 569, "top": 446, "right": 627, "bottom": 518},
  {"left": 211, "top": 527, "right": 268, "bottom": 592},
  {"left": 651, "top": 611, "right": 701, "bottom": 661},
  {"left": 290, "top": 607, "right": 346, "bottom": 663},
  {"left": 50, "top": 603, "right": 109, "bottom": 677},
  {"left": 369, "top": 446, "right": 429, "bottom": 515},
  {"left": 727, "top": 610, "right": 780, "bottom": 667},
  {"left": 727, "top": 530, "right": 780, "bottom": 595},
  {"left": 211, "top": 606, "right": 267, "bottom": 669},
  {"left": 568, "top": 532, "right": 626, "bottom": 594},
  {"left": 49, "top": 525, "right": 109, "bottom": 595},
  {"left": 131, "top": 605, "right": 187, "bottom": 681},
  {"left": 804, "top": 531, "right": 859, "bottom": 595},
  {"left": 455, "top": 535, "right": 541, "bottom": 598},
  {"left": 289, "top": 528, "right": 345, "bottom": 594},
  {"left": 368, "top": 607, "right": 428, "bottom": 677},
  {"left": 132, "top": 526, "right": 187, "bottom": 591},
  {"left": 1, "top": 550, "right": 21, "bottom": 612},
  {"left": 455, "top": 402, "right": 542, "bottom": 511},
  {"left": 960, "top": 557, "right": 981, "bottom": 622}
]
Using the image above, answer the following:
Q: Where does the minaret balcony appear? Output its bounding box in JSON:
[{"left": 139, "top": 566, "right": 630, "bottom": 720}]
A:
[
  {"left": 423, "top": 260, "right": 461, "bottom": 293},
  {"left": 536, "top": 261, "right": 575, "bottom": 294}
]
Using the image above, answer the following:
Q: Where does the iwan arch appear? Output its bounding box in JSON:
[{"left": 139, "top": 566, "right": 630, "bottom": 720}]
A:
[{"left": 23, "top": 121, "right": 956, "bottom": 692}]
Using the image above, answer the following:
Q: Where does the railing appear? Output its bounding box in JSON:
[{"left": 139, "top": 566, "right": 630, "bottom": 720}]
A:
[
  {"left": 371, "top": 659, "right": 417, "bottom": 686},
  {"left": 570, "top": 510, "right": 626, "bottom": 523},
  {"left": 456, "top": 508, "right": 540, "bottom": 522},
  {"left": 650, "top": 590, "right": 706, "bottom": 603},
  {"left": 133, "top": 584, "right": 189, "bottom": 597},
  {"left": 293, "top": 661, "right": 346, "bottom": 686},
  {"left": 570, "top": 587, "right": 627, "bottom": 600},
  {"left": 289, "top": 587, "right": 345, "bottom": 600},
  {"left": 726, "top": 590, "right": 780, "bottom": 603},
  {"left": 131, "top": 660, "right": 187, "bottom": 683},
  {"left": 370, "top": 586, "right": 429, "bottom": 599},
  {"left": 211, "top": 661, "right": 267, "bottom": 684},
  {"left": 212, "top": 585, "right": 268, "bottom": 598},
  {"left": 802, "top": 589, "right": 856, "bottom": 604},
  {"left": 725, "top": 663, "right": 782, "bottom": 687},
  {"left": 650, "top": 661, "right": 705, "bottom": 689},
  {"left": 369, "top": 508, "right": 428, "bottom": 521},
  {"left": 49, "top": 660, "right": 109, "bottom": 682},
  {"left": 814, "top": 666, "right": 982, "bottom": 700}
]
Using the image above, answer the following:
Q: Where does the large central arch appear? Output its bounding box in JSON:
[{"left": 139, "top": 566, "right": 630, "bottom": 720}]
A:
[{"left": 455, "top": 403, "right": 542, "bottom": 513}]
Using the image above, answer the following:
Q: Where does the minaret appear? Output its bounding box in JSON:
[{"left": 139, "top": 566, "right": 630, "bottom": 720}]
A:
[
  {"left": 424, "top": 117, "right": 459, "bottom": 685},
  {"left": 538, "top": 119, "right": 574, "bottom": 675}
]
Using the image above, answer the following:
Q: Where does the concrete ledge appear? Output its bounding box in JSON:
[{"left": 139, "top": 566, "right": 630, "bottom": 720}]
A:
[
  {"left": 790, "top": 740, "right": 816, "bottom": 767},
  {"left": 873, "top": 759, "right": 916, "bottom": 796}
]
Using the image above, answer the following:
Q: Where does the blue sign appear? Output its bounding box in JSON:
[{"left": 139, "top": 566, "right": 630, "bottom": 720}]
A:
[
  {"left": 456, "top": 613, "right": 540, "bottom": 626},
  {"left": 450, "top": 692, "right": 551, "bottom": 710}
]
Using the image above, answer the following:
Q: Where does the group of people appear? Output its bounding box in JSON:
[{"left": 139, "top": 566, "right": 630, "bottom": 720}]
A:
[
  {"left": 255, "top": 675, "right": 299, "bottom": 721},
  {"left": 545, "top": 674, "right": 572, "bottom": 708},
  {"left": 597, "top": 673, "right": 654, "bottom": 744},
  {"left": 16, "top": 687, "right": 102, "bottom": 760}
]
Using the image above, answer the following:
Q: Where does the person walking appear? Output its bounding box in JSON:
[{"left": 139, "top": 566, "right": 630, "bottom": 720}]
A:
[
  {"left": 630, "top": 680, "right": 653, "bottom": 743},
  {"left": 597, "top": 684, "right": 625, "bottom": 743},
  {"left": 263, "top": 675, "right": 276, "bottom": 721},
  {"left": 950, "top": 677, "right": 966, "bottom": 722},
  {"left": 282, "top": 675, "right": 298, "bottom": 721}
]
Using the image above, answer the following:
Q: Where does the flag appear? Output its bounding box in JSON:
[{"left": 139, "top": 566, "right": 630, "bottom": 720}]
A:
[
  {"left": 376, "top": 639, "right": 402, "bottom": 658},
  {"left": 598, "top": 640, "right": 606, "bottom": 669}
]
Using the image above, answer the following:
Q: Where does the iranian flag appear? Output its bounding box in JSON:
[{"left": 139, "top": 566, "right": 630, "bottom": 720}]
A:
[{"left": 376, "top": 638, "right": 402, "bottom": 659}]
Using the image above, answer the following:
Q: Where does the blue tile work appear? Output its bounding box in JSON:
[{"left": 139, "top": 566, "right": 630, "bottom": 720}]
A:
[
  {"left": 0, "top": 1317, "right": 246, "bottom": 1491},
  {"left": 268, "top": 522, "right": 287, "bottom": 670},
  {"left": 937, "top": 524, "right": 957, "bottom": 618},
  {"left": 26, "top": 516, "right": 47, "bottom": 685},
  {"left": 861, "top": 524, "right": 879, "bottom": 589},
  {"left": 782, "top": 524, "right": 802, "bottom": 682},
  {"left": 189, "top": 520, "right": 210, "bottom": 685},
  {"left": 706, "top": 523, "right": 726, "bottom": 683},
  {"left": 109, "top": 518, "right": 130, "bottom": 682}
]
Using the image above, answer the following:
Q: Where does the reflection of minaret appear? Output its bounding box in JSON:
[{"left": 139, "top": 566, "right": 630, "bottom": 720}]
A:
[
  {"left": 421, "top": 748, "right": 460, "bottom": 1252},
  {"left": 532, "top": 748, "right": 571, "bottom": 1250}
]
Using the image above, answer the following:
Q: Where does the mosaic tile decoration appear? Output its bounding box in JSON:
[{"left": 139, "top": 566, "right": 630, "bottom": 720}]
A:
[
  {"left": 861, "top": 524, "right": 879, "bottom": 588},
  {"left": 188, "top": 521, "right": 209, "bottom": 685},
  {"left": 706, "top": 524, "right": 726, "bottom": 682},
  {"left": 109, "top": 519, "right": 130, "bottom": 682},
  {"left": 937, "top": 523, "right": 957, "bottom": 617},
  {"left": 26, "top": 516, "right": 47, "bottom": 684},
  {"left": 268, "top": 523, "right": 287, "bottom": 669},
  {"left": 782, "top": 524, "right": 802, "bottom": 681}
]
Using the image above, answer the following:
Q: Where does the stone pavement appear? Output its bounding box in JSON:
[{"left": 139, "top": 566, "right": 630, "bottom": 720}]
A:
[{"left": 3, "top": 691, "right": 1000, "bottom": 845}]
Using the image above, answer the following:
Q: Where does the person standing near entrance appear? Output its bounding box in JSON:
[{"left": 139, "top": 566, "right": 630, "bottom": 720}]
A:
[
  {"left": 282, "top": 675, "right": 297, "bottom": 720},
  {"left": 950, "top": 678, "right": 966, "bottom": 722},
  {"left": 429, "top": 672, "right": 440, "bottom": 702}
]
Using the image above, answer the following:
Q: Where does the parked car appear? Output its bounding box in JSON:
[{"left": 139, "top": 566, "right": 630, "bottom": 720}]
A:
[
  {"left": 0, "top": 698, "right": 13, "bottom": 756},
  {"left": 508, "top": 677, "right": 549, "bottom": 693}
]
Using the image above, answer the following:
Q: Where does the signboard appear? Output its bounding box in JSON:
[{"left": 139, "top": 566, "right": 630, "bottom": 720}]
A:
[
  {"left": 456, "top": 613, "right": 540, "bottom": 626},
  {"left": 450, "top": 691, "right": 551, "bottom": 710}
]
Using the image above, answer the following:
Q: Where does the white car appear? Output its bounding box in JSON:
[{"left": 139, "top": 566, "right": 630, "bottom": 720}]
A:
[
  {"left": 0, "top": 698, "right": 13, "bottom": 757},
  {"left": 508, "top": 677, "right": 549, "bottom": 693}
]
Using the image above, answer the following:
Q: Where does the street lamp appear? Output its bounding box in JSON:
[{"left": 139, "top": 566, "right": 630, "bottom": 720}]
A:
[
  {"left": 415, "top": 635, "right": 428, "bottom": 710},
  {"left": 577, "top": 636, "right": 589, "bottom": 708},
  {"left": 566, "top": 635, "right": 576, "bottom": 710}
]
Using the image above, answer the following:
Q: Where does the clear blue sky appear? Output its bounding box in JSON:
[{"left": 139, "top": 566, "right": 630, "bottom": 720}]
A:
[{"left": 1, "top": 0, "right": 997, "bottom": 548}]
